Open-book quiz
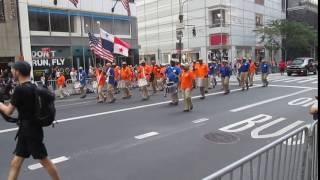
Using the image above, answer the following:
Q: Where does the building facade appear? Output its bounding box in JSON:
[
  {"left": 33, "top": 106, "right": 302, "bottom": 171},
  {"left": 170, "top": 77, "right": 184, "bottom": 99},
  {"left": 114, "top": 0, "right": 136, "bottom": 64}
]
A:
[
  {"left": 137, "top": 0, "right": 286, "bottom": 64},
  {"left": 16, "top": 0, "right": 137, "bottom": 79},
  {"left": 0, "top": 0, "right": 21, "bottom": 70}
]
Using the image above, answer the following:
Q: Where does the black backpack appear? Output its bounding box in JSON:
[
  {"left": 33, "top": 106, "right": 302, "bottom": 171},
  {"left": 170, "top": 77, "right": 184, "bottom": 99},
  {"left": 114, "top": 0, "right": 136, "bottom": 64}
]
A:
[{"left": 33, "top": 84, "right": 57, "bottom": 127}]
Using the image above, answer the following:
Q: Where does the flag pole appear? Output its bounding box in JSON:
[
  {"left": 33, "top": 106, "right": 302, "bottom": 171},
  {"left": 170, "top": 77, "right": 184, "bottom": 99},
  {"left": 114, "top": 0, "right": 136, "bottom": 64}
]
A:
[{"left": 111, "top": 0, "right": 119, "bottom": 65}]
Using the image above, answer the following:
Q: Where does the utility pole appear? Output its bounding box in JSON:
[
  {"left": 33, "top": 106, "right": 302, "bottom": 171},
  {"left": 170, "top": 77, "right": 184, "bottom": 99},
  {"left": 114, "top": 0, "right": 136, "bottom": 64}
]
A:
[{"left": 178, "top": 0, "right": 183, "bottom": 63}]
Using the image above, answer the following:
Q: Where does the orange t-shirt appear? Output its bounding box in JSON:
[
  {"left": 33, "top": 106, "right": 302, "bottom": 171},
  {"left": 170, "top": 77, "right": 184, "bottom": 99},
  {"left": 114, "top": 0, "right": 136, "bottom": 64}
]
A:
[
  {"left": 120, "top": 67, "right": 131, "bottom": 81},
  {"left": 249, "top": 63, "right": 256, "bottom": 73},
  {"left": 114, "top": 66, "right": 120, "bottom": 80},
  {"left": 57, "top": 75, "right": 65, "bottom": 87},
  {"left": 195, "top": 63, "right": 209, "bottom": 79},
  {"left": 180, "top": 70, "right": 195, "bottom": 90},
  {"left": 98, "top": 74, "right": 106, "bottom": 86}
]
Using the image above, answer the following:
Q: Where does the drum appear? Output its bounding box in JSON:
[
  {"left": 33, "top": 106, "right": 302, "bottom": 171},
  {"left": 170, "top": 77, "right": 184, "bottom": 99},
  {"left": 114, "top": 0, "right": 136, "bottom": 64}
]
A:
[
  {"left": 196, "top": 78, "right": 205, "bottom": 87},
  {"left": 118, "top": 80, "right": 127, "bottom": 89},
  {"left": 166, "top": 82, "right": 177, "bottom": 94},
  {"left": 138, "top": 78, "right": 148, "bottom": 87}
]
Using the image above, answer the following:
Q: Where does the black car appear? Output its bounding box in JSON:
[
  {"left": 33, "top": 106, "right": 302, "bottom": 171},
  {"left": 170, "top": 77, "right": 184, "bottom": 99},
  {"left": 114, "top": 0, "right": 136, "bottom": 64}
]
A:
[{"left": 287, "top": 57, "right": 317, "bottom": 76}]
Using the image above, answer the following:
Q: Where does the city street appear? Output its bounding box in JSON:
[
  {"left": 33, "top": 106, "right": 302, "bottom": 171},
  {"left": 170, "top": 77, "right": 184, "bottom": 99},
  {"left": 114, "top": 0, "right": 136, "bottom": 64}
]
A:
[{"left": 0, "top": 74, "right": 318, "bottom": 180}]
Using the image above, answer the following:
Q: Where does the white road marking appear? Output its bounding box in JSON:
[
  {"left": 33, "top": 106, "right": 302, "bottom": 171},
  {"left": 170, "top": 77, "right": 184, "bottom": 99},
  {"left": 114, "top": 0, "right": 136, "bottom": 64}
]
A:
[
  {"left": 267, "top": 84, "right": 317, "bottom": 90},
  {"left": 272, "top": 78, "right": 291, "bottom": 82},
  {"left": 230, "top": 89, "right": 313, "bottom": 112},
  {"left": 312, "top": 81, "right": 318, "bottom": 84},
  {"left": 28, "top": 156, "right": 69, "bottom": 170},
  {"left": 192, "top": 118, "right": 210, "bottom": 124},
  {"left": 56, "top": 101, "right": 93, "bottom": 108},
  {"left": 134, "top": 132, "right": 159, "bottom": 140},
  {"left": 283, "top": 79, "right": 300, "bottom": 83},
  {"left": 297, "top": 78, "right": 318, "bottom": 83},
  {"left": 0, "top": 127, "right": 18, "bottom": 134}
]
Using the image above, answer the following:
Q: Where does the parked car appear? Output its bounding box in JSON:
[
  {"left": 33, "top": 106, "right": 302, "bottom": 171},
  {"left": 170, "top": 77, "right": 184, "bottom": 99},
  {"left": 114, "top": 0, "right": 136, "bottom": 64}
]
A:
[{"left": 286, "top": 57, "right": 317, "bottom": 76}]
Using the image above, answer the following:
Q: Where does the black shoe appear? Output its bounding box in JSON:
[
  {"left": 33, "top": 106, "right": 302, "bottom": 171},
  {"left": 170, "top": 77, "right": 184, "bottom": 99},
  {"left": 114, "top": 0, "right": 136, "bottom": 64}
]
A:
[
  {"left": 190, "top": 105, "right": 194, "bottom": 110},
  {"left": 170, "top": 102, "right": 179, "bottom": 106},
  {"left": 80, "top": 95, "right": 86, "bottom": 99},
  {"left": 205, "top": 91, "right": 208, "bottom": 93},
  {"left": 200, "top": 96, "right": 205, "bottom": 100},
  {"left": 183, "top": 109, "right": 190, "bottom": 112},
  {"left": 109, "top": 99, "right": 116, "bottom": 103},
  {"left": 97, "top": 101, "right": 104, "bottom": 104}
]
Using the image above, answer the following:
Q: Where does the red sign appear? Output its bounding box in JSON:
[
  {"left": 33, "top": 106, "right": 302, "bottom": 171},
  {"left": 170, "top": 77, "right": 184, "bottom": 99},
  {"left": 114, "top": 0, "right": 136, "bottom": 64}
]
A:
[
  {"left": 41, "top": 48, "right": 51, "bottom": 53},
  {"left": 210, "top": 34, "right": 228, "bottom": 46}
]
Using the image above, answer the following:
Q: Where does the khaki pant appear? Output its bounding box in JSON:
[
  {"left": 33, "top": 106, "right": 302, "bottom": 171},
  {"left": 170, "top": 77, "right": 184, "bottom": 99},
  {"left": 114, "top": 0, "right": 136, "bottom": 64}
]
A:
[
  {"left": 122, "top": 81, "right": 132, "bottom": 98},
  {"left": 204, "top": 77, "right": 209, "bottom": 92},
  {"left": 140, "top": 86, "right": 149, "bottom": 99},
  {"left": 221, "top": 76, "right": 230, "bottom": 93},
  {"left": 171, "top": 92, "right": 179, "bottom": 104},
  {"left": 58, "top": 86, "right": 67, "bottom": 98},
  {"left": 107, "top": 84, "right": 115, "bottom": 102},
  {"left": 209, "top": 75, "right": 217, "bottom": 88},
  {"left": 261, "top": 73, "right": 269, "bottom": 86},
  {"left": 182, "top": 88, "right": 193, "bottom": 110},
  {"left": 151, "top": 78, "right": 157, "bottom": 93},
  {"left": 249, "top": 72, "right": 255, "bottom": 86},
  {"left": 98, "top": 85, "right": 106, "bottom": 102},
  {"left": 80, "top": 85, "right": 86, "bottom": 98},
  {"left": 240, "top": 72, "right": 249, "bottom": 89}
]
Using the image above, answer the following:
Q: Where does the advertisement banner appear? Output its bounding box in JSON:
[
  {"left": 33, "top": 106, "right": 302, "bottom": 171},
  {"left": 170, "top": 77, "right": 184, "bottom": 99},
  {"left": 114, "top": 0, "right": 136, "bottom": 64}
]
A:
[{"left": 32, "top": 46, "right": 72, "bottom": 79}]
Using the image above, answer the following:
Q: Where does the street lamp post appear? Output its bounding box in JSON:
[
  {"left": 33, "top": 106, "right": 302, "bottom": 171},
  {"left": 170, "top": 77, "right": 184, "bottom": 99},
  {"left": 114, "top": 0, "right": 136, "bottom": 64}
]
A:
[{"left": 177, "top": 0, "right": 189, "bottom": 63}]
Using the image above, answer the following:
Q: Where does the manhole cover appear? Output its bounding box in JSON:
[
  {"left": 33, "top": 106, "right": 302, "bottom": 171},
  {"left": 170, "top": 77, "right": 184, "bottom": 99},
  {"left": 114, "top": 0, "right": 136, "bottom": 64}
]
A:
[{"left": 204, "top": 132, "right": 240, "bottom": 144}]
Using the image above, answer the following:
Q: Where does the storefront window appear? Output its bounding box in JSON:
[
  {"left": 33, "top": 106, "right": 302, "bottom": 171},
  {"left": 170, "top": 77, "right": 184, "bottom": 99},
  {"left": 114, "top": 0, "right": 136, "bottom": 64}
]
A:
[
  {"left": 83, "top": 16, "right": 92, "bottom": 33},
  {"left": 0, "top": 0, "right": 5, "bottom": 22},
  {"left": 29, "top": 11, "right": 50, "bottom": 31},
  {"left": 50, "top": 13, "right": 69, "bottom": 32},
  {"left": 210, "top": 9, "right": 225, "bottom": 28}
]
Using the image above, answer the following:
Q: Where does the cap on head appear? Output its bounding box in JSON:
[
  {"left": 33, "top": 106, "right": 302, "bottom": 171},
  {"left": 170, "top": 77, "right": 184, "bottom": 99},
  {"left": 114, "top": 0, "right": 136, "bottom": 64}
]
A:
[
  {"left": 122, "top": 61, "right": 127, "bottom": 65},
  {"left": 140, "top": 60, "right": 146, "bottom": 64},
  {"left": 79, "top": 67, "right": 83, "bottom": 70},
  {"left": 10, "top": 61, "right": 31, "bottom": 76}
]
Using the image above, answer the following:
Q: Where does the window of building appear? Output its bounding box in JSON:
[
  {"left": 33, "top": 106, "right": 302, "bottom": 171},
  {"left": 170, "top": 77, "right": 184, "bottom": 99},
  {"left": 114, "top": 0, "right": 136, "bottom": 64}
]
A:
[
  {"left": 83, "top": 16, "right": 92, "bottom": 33},
  {"left": 210, "top": 9, "right": 225, "bottom": 28},
  {"left": 0, "top": 0, "right": 4, "bottom": 22},
  {"left": 255, "top": 0, "right": 264, "bottom": 5},
  {"left": 255, "top": 14, "right": 263, "bottom": 27},
  {"left": 29, "top": 11, "right": 50, "bottom": 31},
  {"left": 50, "top": 13, "right": 69, "bottom": 32},
  {"left": 92, "top": 17, "right": 130, "bottom": 35}
]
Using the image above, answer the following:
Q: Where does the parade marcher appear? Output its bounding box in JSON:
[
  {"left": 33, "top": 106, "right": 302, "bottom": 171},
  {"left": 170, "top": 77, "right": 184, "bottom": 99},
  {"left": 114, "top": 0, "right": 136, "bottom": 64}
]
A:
[
  {"left": 220, "top": 60, "right": 232, "bottom": 95},
  {"left": 279, "top": 60, "right": 286, "bottom": 76},
  {"left": 239, "top": 59, "right": 250, "bottom": 91},
  {"left": 106, "top": 63, "right": 116, "bottom": 103},
  {"left": 0, "top": 61, "right": 61, "bottom": 180},
  {"left": 261, "top": 60, "right": 270, "bottom": 87},
  {"left": 97, "top": 70, "right": 107, "bottom": 103},
  {"left": 180, "top": 63, "right": 195, "bottom": 112},
  {"left": 192, "top": 60, "right": 197, "bottom": 89},
  {"left": 150, "top": 60, "right": 159, "bottom": 94},
  {"left": 137, "top": 60, "right": 150, "bottom": 100},
  {"left": 194, "top": 59, "right": 209, "bottom": 99},
  {"left": 79, "top": 67, "right": 87, "bottom": 98},
  {"left": 119, "top": 62, "right": 132, "bottom": 99},
  {"left": 165, "top": 60, "right": 181, "bottom": 105},
  {"left": 249, "top": 60, "right": 257, "bottom": 87},
  {"left": 208, "top": 60, "right": 218, "bottom": 89},
  {"left": 70, "top": 68, "right": 77, "bottom": 83},
  {"left": 56, "top": 72, "right": 68, "bottom": 99},
  {"left": 158, "top": 64, "right": 166, "bottom": 91},
  {"left": 235, "top": 59, "right": 242, "bottom": 86},
  {"left": 113, "top": 63, "right": 120, "bottom": 94}
]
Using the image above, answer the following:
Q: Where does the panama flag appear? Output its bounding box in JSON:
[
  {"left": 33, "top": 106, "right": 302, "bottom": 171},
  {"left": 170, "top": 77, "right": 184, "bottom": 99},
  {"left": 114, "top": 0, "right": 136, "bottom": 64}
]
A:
[{"left": 100, "top": 28, "right": 131, "bottom": 57}]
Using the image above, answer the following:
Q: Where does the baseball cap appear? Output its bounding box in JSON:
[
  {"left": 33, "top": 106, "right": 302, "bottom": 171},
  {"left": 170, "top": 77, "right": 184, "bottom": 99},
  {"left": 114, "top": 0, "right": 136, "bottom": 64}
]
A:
[{"left": 10, "top": 61, "right": 31, "bottom": 76}]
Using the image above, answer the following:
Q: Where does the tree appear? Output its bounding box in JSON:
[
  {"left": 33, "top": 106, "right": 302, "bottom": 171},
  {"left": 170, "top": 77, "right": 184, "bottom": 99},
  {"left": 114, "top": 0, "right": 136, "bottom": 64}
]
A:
[{"left": 255, "top": 20, "right": 316, "bottom": 61}]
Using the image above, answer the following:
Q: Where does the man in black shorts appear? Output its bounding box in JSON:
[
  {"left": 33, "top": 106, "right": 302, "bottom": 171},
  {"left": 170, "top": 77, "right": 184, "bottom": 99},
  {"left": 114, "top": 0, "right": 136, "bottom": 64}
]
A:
[{"left": 0, "top": 61, "right": 60, "bottom": 180}]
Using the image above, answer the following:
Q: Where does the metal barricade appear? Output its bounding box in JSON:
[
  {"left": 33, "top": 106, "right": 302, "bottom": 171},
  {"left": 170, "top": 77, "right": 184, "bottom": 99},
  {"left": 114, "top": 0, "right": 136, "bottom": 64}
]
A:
[{"left": 202, "top": 123, "right": 318, "bottom": 180}]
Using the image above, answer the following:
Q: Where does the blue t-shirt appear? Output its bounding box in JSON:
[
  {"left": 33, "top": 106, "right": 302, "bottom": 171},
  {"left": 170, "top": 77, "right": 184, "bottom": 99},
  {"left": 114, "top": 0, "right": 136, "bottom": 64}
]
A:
[
  {"left": 165, "top": 66, "right": 181, "bottom": 83},
  {"left": 261, "top": 64, "right": 269, "bottom": 73},
  {"left": 240, "top": 62, "right": 250, "bottom": 72},
  {"left": 220, "top": 66, "right": 232, "bottom": 77},
  {"left": 208, "top": 63, "right": 217, "bottom": 75},
  {"left": 79, "top": 71, "right": 87, "bottom": 85}
]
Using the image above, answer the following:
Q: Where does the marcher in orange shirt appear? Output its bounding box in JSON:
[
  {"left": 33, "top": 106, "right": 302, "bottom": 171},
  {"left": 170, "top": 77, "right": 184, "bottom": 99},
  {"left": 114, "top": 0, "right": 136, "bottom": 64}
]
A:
[
  {"left": 137, "top": 60, "right": 150, "bottom": 100},
  {"left": 194, "top": 59, "right": 209, "bottom": 99},
  {"left": 119, "top": 62, "right": 132, "bottom": 99},
  {"left": 249, "top": 60, "right": 257, "bottom": 87},
  {"left": 113, "top": 63, "right": 120, "bottom": 94},
  {"left": 150, "top": 60, "right": 159, "bottom": 94},
  {"left": 56, "top": 72, "right": 68, "bottom": 99},
  {"left": 97, "top": 70, "right": 107, "bottom": 103},
  {"left": 158, "top": 64, "right": 167, "bottom": 91},
  {"left": 180, "top": 63, "right": 195, "bottom": 112}
]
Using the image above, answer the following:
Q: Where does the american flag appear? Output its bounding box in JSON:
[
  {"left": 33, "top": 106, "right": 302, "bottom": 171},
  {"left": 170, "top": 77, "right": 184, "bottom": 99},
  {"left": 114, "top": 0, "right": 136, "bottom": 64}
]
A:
[
  {"left": 88, "top": 33, "right": 114, "bottom": 63},
  {"left": 120, "top": 0, "right": 131, "bottom": 16},
  {"left": 68, "top": 0, "right": 79, "bottom": 7}
]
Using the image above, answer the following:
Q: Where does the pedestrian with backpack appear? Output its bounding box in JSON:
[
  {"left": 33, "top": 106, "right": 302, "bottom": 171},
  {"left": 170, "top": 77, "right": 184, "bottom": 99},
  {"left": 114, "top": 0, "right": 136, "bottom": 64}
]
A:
[{"left": 0, "top": 61, "right": 60, "bottom": 180}]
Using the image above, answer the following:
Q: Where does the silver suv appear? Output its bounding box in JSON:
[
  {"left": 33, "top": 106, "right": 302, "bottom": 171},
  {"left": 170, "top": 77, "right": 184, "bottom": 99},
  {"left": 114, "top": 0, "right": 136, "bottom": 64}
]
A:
[{"left": 287, "top": 57, "right": 317, "bottom": 76}]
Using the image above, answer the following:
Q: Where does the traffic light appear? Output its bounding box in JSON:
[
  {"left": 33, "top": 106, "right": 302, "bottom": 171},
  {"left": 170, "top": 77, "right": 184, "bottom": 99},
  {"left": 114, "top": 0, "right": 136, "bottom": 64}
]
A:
[
  {"left": 192, "top": 27, "right": 196, "bottom": 37},
  {"left": 54, "top": 0, "right": 57, "bottom": 5}
]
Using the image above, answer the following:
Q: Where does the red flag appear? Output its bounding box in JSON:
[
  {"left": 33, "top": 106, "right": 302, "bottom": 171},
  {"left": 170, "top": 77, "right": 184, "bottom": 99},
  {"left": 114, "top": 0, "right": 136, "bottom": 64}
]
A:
[{"left": 120, "top": 0, "right": 131, "bottom": 16}]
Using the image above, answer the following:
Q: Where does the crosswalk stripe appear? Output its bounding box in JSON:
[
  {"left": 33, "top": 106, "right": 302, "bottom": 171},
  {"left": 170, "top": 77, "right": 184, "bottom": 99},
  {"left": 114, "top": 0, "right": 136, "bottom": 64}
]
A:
[
  {"left": 297, "top": 78, "right": 318, "bottom": 83},
  {"left": 272, "top": 78, "right": 291, "bottom": 82},
  {"left": 283, "top": 79, "right": 302, "bottom": 83},
  {"left": 312, "top": 81, "right": 318, "bottom": 84}
]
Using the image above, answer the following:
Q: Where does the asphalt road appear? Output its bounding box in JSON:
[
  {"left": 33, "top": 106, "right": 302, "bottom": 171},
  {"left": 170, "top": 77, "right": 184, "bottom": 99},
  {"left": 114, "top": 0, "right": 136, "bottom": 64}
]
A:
[{"left": 0, "top": 73, "right": 318, "bottom": 180}]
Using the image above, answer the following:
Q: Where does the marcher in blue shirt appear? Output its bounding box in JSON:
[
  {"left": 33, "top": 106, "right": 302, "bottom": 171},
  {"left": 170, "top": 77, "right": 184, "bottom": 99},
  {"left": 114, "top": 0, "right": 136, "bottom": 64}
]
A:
[
  {"left": 105, "top": 63, "right": 116, "bottom": 103},
  {"left": 260, "top": 60, "right": 269, "bottom": 87},
  {"left": 240, "top": 59, "right": 250, "bottom": 91},
  {"left": 79, "top": 67, "right": 87, "bottom": 98},
  {"left": 208, "top": 60, "right": 218, "bottom": 89},
  {"left": 165, "top": 60, "right": 181, "bottom": 105},
  {"left": 220, "top": 60, "right": 232, "bottom": 95}
]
